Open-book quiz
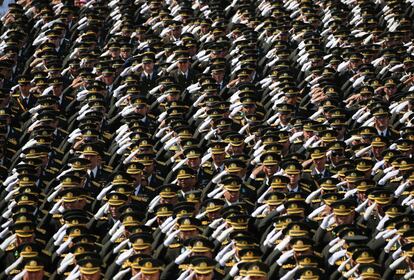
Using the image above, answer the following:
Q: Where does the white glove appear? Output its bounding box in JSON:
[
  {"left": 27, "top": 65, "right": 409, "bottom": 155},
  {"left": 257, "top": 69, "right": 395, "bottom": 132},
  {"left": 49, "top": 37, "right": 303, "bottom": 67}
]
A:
[
  {"left": 113, "top": 238, "right": 130, "bottom": 254},
  {"left": 0, "top": 234, "right": 16, "bottom": 251},
  {"left": 305, "top": 188, "right": 321, "bottom": 204},
  {"left": 5, "top": 256, "right": 23, "bottom": 275},
  {"left": 115, "top": 248, "right": 134, "bottom": 265},
  {"left": 383, "top": 229, "right": 398, "bottom": 239},
  {"left": 94, "top": 203, "right": 109, "bottom": 220},
  {"left": 280, "top": 267, "right": 298, "bottom": 280},
  {"left": 328, "top": 239, "right": 345, "bottom": 254},
  {"left": 56, "top": 237, "right": 72, "bottom": 255},
  {"left": 177, "top": 270, "right": 191, "bottom": 280},
  {"left": 363, "top": 202, "right": 377, "bottom": 221},
  {"left": 163, "top": 229, "right": 180, "bottom": 246},
  {"left": 384, "top": 234, "right": 399, "bottom": 253},
  {"left": 355, "top": 199, "right": 369, "bottom": 213},
  {"left": 344, "top": 264, "right": 360, "bottom": 278},
  {"left": 208, "top": 218, "right": 223, "bottom": 229},
  {"left": 276, "top": 249, "right": 294, "bottom": 266},
  {"left": 268, "top": 229, "right": 283, "bottom": 247},
  {"left": 114, "top": 268, "right": 131, "bottom": 280},
  {"left": 376, "top": 215, "right": 389, "bottom": 231},
  {"left": 108, "top": 220, "right": 122, "bottom": 236},
  {"left": 328, "top": 249, "right": 346, "bottom": 265},
  {"left": 337, "top": 258, "right": 350, "bottom": 272},
  {"left": 57, "top": 253, "right": 74, "bottom": 274},
  {"left": 275, "top": 235, "right": 291, "bottom": 251},
  {"left": 211, "top": 222, "right": 227, "bottom": 239},
  {"left": 175, "top": 248, "right": 192, "bottom": 264},
  {"left": 217, "top": 227, "right": 234, "bottom": 242},
  {"left": 390, "top": 255, "right": 407, "bottom": 270},
  {"left": 215, "top": 241, "right": 234, "bottom": 261},
  {"left": 320, "top": 213, "right": 334, "bottom": 230},
  {"left": 219, "top": 248, "right": 236, "bottom": 266}
]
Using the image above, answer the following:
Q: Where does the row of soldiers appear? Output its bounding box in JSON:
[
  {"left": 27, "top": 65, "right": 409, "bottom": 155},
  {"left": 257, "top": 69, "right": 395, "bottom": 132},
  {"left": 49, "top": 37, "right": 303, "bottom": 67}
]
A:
[{"left": 1, "top": 0, "right": 414, "bottom": 278}]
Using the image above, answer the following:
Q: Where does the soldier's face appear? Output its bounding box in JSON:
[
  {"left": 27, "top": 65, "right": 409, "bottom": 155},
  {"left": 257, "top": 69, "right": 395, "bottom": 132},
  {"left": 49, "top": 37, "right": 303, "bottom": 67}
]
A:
[
  {"left": 179, "top": 229, "right": 198, "bottom": 240},
  {"left": 212, "top": 153, "right": 225, "bottom": 166},
  {"left": 80, "top": 272, "right": 101, "bottom": 280},
  {"left": 84, "top": 154, "right": 99, "bottom": 168},
  {"left": 288, "top": 174, "right": 300, "bottom": 186},
  {"left": 187, "top": 158, "right": 201, "bottom": 169},
  {"left": 24, "top": 271, "right": 44, "bottom": 280},
  {"left": 195, "top": 273, "right": 213, "bottom": 280},
  {"left": 313, "top": 157, "right": 326, "bottom": 168},
  {"left": 279, "top": 113, "right": 290, "bottom": 124},
  {"left": 143, "top": 62, "right": 154, "bottom": 73},
  {"left": 109, "top": 205, "right": 120, "bottom": 218},
  {"left": 16, "top": 235, "right": 34, "bottom": 246},
  {"left": 335, "top": 212, "right": 355, "bottom": 225},
  {"left": 303, "top": 130, "right": 314, "bottom": 140},
  {"left": 212, "top": 71, "right": 224, "bottom": 82},
  {"left": 263, "top": 164, "right": 278, "bottom": 176},
  {"left": 374, "top": 115, "right": 389, "bottom": 129},
  {"left": 120, "top": 50, "right": 130, "bottom": 59},
  {"left": 178, "top": 177, "right": 196, "bottom": 189},
  {"left": 19, "top": 83, "right": 31, "bottom": 94},
  {"left": 207, "top": 211, "right": 220, "bottom": 221},
  {"left": 178, "top": 61, "right": 190, "bottom": 72},
  {"left": 224, "top": 190, "right": 239, "bottom": 202},
  {"left": 141, "top": 272, "right": 160, "bottom": 280}
]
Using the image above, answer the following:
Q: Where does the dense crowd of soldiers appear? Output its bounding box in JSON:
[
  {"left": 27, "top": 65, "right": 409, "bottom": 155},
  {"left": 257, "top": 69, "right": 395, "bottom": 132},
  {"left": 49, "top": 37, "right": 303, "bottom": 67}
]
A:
[{"left": 1, "top": 0, "right": 414, "bottom": 279}]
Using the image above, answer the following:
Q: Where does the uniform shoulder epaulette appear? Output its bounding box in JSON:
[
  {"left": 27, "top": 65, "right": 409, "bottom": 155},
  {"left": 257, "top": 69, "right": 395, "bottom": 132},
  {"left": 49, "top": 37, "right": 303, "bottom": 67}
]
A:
[
  {"left": 103, "top": 132, "right": 112, "bottom": 139},
  {"left": 57, "top": 128, "right": 68, "bottom": 135},
  {"left": 156, "top": 174, "right": 164, "bottom": 181},
  {"left": 203, "top": 167, "right": 213, "bottom": 175},
  {"left": 11, "top": 94, "right": 19, "bottom": 97},
  {"left": 66, "top": 95, "right": 74, "bottom": 100},
  {"left": 168, "top": 243, "right": 182, "bottom": 249},
  {"left": 52, "top": 147, "right": 64, "bottom": 154},
  {"left": 5, "top": 243, "right": 15, "bottom": 251},
  {"left": 36, "top": 228, "right": 46, "bottom": 235},
  {"left": 282, "top": 263, "right": 296, "bottom": 269},
  {"left": 396, "top": 268, "right": 407, "bottom": 275},
  {"left": 103, "top": 165, "right": 113, "bottom": 172},
  {"left": 13, "top": 127, "right": 22, "bottom": 132},
  {"left": 155, "top": 160, "right": 166, "bottom": 166},
  {"left": 356, "top": 221, "right": 367, "bottom": 228},
  {"left": 115, "top": 237, "right": 126, "bottom": 244},
  {"left": 243, "top": 199, "right": 255, "bottom": 206},
  {"left": 302, "top": 186, "right": 311, "bottom": 193},
  {"left": 8, "top": 137, "right": 18, "bottom": 145},
  {"left": 178, "top": 264, "right": 190, "bottom": 270},
  {"left": 42, "top": 249, "right": 51, "bottom": 256},
  {"left": 35, "top": 238, "right": 46, "bottom": 245},
  {"left": 303, "top": 169, "right": 312, "bottom": 173},
  {"left": 145, "top": 186, "right": 155, "bottom": 191},
  {"left": 244, "top": 184, "right": 256, "bottom": 191},
  {"left": 49, "top": 166, "right": 60, "bottom": 172},
  {"left": 215, "top": 268, "right": 225, "bottom": 275},
  {"left": 7, "top": 148, "right": 17, "bottom": 153}
]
